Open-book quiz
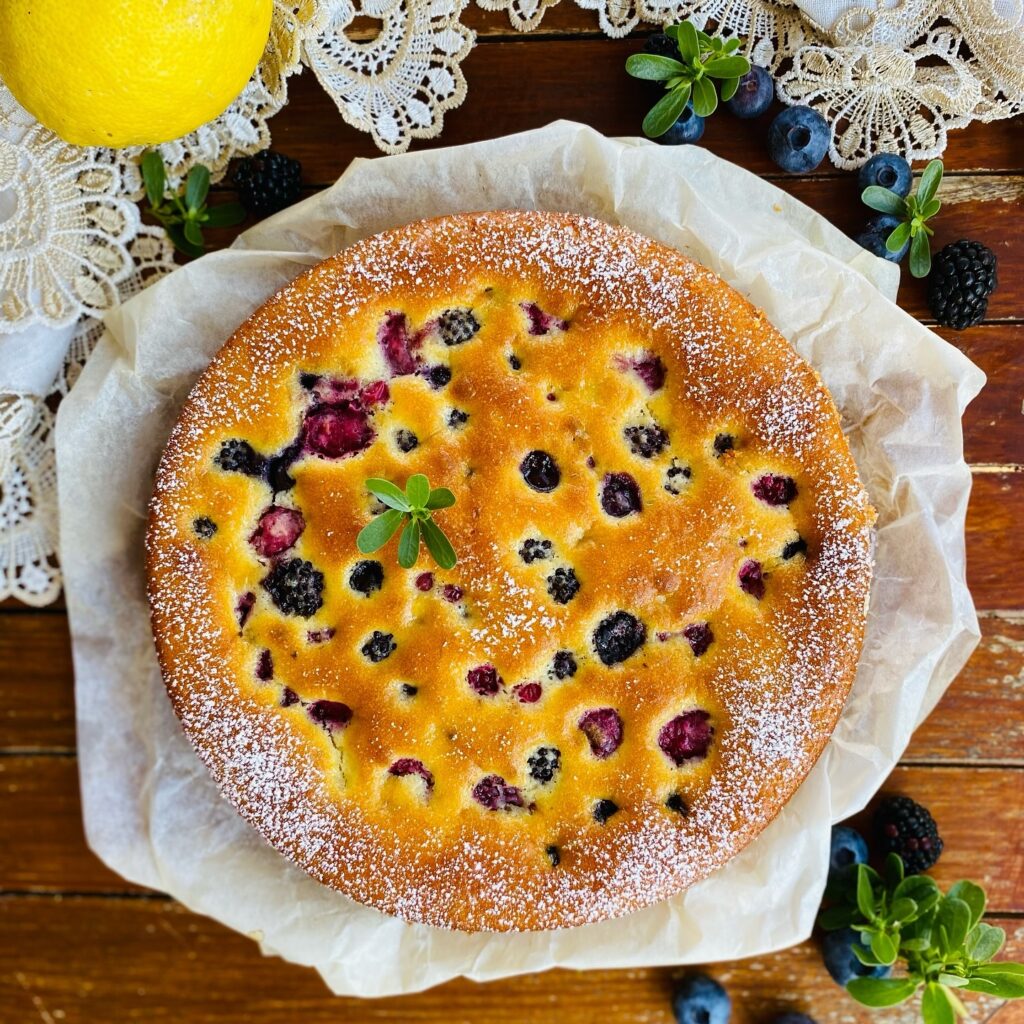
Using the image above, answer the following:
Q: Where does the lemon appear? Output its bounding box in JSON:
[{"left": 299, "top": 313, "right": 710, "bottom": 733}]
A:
[{"left": 0, "top": 0, "right": 273, "bottom": 147}]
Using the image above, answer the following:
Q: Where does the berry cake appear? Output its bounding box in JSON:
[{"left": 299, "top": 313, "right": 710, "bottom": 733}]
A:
[{"left": 146, "top": 211, "right": 875, "bottom": 932}]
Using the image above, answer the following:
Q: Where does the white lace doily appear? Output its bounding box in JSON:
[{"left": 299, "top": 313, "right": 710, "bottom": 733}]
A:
[{"left": 0, "top": 0, "right": 1021, "bottom": 603}]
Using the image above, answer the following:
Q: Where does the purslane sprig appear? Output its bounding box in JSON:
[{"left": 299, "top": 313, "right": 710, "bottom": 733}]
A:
[
  {"left": 357, "top": 474, "right": 457, "bottom": 570},
  {"left": 625, "top": 21, "right": 751, "bottom": 137},
  {"left": 862, "top": 159, "right": 943, "bottom": 278},
  {"left": 141, "top": 151, "right": 246, "bottom": 258},
  {"left": 819, "top": 854, "right": 1024, "bottom": 1023}
]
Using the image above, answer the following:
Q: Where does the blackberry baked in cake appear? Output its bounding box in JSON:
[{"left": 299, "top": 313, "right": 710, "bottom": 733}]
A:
[{"left": 146, "top": 210, "right": 875, "bottom": 932}]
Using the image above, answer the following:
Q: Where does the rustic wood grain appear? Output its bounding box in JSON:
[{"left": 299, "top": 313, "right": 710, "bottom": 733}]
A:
[
  {"left": 2, "top": 895, "right": 1023, "bottom": 1024},
  {"left": 3, "top": 758, "right": 1023, "bottom": 909},
  {"left": 968, "top": 472, "right": 1024, "bottom": 607}
]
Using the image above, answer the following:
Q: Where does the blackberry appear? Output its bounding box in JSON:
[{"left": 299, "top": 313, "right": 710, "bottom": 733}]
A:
[
  {"left": 519, "top": 538, "right": 553, "bottom": 564},
  {"left": 664, "top": 461, "right": 691, "bottom": 496},
  {"left": 713, "top": 433, "right": 735, "bottom": 456},
  {"left": 437, "top": 307, "right": 480, "bottom": 346},
  {"left": 193, "top": 516, "right": 217, "bottom": 539},
  {"left": 266, "top": 441, "right": 302, "bottom": 493},
  {"left": 232, "top": 150, "right": 302, "bottom": 217},
  {"left": 527, "top": 746, "right": 561, "bottom": 784},
  {"left": 928, "top": 240, "right": 998, "bottom": 330},
  {"left": 261, "top": 558, "right": 324, "bottom": 617},
  {"left": 752, "top": 473, "right": 797, "bottom": 506},
  {"left": 361, "top": 630, "right": 396, "bottom": 663},
  {"left": 394, "top": 429, "right": 419, "bottom": 453},
  {"left": 520, "top": 450, "right": 560, "bottom": 492},
  {"left": 874, "top": 795, "right": 943, "bottom": 873},
  {"left": 601, "top": 472, "right": 642, "bottom": 517},
  {"left": 551, "top": 650, "right": 577, "bottom": 679},
  {"left": 593, "top": 610, "right": 646, "bottom": 665},
  {"left": 472, "top": 775, "right": 524, "bottom": 810},
  {"left": 467, "top": 663, "right": 502, "bottom": 696},
  {"left": 215, "top": 438, "right": 264, "bottom": 476},
  {"left": 644, "top": 33, "right": 680, "bottom": 60},
  {"left": 426, "top": 364, "right": 452, "bottom": 389},
  {"left": 546, "top": 567, "right": 580, "bottom": 605},
  {"left": 447, "top": 408, "right": 469, "bottom": 428},
  {"left": 348, "top": 559, "right": 384, "bottom": 596},
  {"left": 593, "top": 798, "right": 619, "bottom": 824},
  {"left": 738, "top": 559, "right": 765, "bottom": 600},
  {"left": 624, "top": 423, "right": 668, "bottom": 459}
]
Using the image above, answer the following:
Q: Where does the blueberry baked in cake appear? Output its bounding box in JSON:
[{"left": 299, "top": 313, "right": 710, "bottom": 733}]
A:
[{"left": 145, "top": 211, "right": 875, "bottom": 932}]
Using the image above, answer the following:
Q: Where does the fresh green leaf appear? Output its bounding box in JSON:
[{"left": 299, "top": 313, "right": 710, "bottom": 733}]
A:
[
  {"left": 141, "top": 151, "right": 166, "bottom": 208},
  {"left": 891, "top": 896, "right": 918, "bottom": 921},
  {"left": 365, "top": 479, "right": 411, "bottom": 511},
  {"left": 917, "top": 159, "right": 944, "bottom": 207},
  {"left": 921, "top": 198, "right": 942, "bottom": 219},
  {"left": 625, "top": 53, "right": 688, "bottom": 80},
  {"left": 948, "top": 882, "right": 985, "bottom": 928},
  {"left": 703, "top": 55, "right": 750, "bottom": 78},
  {"left": 903, "top": 936, "right": 932, "bottom": 953},
  {"left": 910, "top": 229, "right": 932, "bottom": 278},
  {"left": 938, "top": 975, "right": 969, "bottom": 989},
  {"left": 884, "top": 852, "right": 905, "bottom": 889},
  {"left": 405, "top": 473, "right": 430, "bottom": 508},
  {"left": 677, "top": 21, "right": 700, "bottom": 61},
  {"left": 642, "top": 86, "right": 691, "bottom": 138},
  {"left": 961, "top": 978, "right": 1001, "bottom": 996},
  {"left": 862, "top": 185, "right": 908, "bottom": 216},
  {"left": 723, "top": 37, "right": 741, "bottom": 52},
  {"left": 425, "top": 487, "right": 456, "bottom": 510},
  {"left": 720, "top": 76, "right": 739, "bottom": 101},
  {"left": 184, "top": 165, "right": 210, "bottom": 211},
  {"left": 203, "top": 202, "right": 247, "bottom": 228},
  {"left": 921, "top": 983, "right": 956, "bottom": 1024},
  {"left": 421, "top": 517, "right": 457, "bottom": 570},
  {"left": 817, "top": 904, "right": 856, "bottom": 930},
  {"left": 397, "top": 519, "right": 421, "bottom": 568},
  {"left": 965, "top": 966, "right": 1024, "bottom": 998},
  {"left": 691, "top": 76, "right": 718, "bottom": 117},
  {"left": 965, "top": 922, "right": 1005, "bottom": 962},
  {"left": 164, "top": 223, "right": 204, "bottom": 258},
  {"left": 356, "top": 508, "right": 404, "bottom": 553},
  {"left": 856, "top": 863, "right": 877, "bottom": 920},
  {"left": 183, "top": 218, "right": 203, "bottom": 248},
  {"left": 846, "top": 977, "right": 918, "bottom": 1007},
  {"left": 852, "top": 943, "right": 883, "bottom": 967},
  {"left": 886, "top": 221, "right": 912, "bottom": 253},
  {"left": 973, "top": 962, "right": 1024, "bottom": 980},
  {"left": 870, "top": 931, "right": 899, "bottom": 965}
]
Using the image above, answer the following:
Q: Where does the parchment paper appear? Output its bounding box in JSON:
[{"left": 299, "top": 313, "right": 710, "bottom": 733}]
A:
[{"left": 55, "top": 122, "right": 985, "bottom": 997}]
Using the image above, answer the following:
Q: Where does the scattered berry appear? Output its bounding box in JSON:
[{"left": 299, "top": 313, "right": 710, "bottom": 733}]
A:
[
  {"left": 546, "top": 844, "right": 561, "bottom": 867},
  {"left": 514, "top": 681, "right": 543, "bottom": 703},
  {"left": 823, "top": 927, "right": 890, "bottom": 986},
  {"left": 521, "top": 302, "right": 568, "bottom": 335},
  {"left": 520, "top": 450, "right": 561, "bottom": 492},
  {"left": 593, "top": 610, "right": 646, "bottom": 665},
  {"left": 671, "top": 975, "right": 731, "bottom": 1024},
  {"left": 215, "top": 438, "right": 264, "bottom": 476},
  {"left": 303, "top": 403, "right": 373, "bottom": 458},
  {"left": 726, "top": 65, "right": 773, "bottom": 119},
  {"left": 447, "top": 408, "right": 469, "bottom": 428},
  {"left": 858, "top": 153, "right": 912, "bottom": 197},
  {"left": 361, "top": 630, "right": 396, "bottom": 662},
  {"left": 713, "top": 433, "right": 735, "bottom": 456},
  {"left": 395, "top": 428, "right": 419, "bottom": 453},
  {"left": 828, "top": 825, "right": 869, "bottom": 881},
  {"left": 307, "top": 699, "right": 353, "bottom": 734},
  {"left": 360, "top": 379, "right": 390, "bottom": 405},
  {"left": 261, "top": 558, "right": 324, "bottom": 617},
  {"left": 927, "top": 240, "right": 998, "bottom": 330},
  {"left": 623, "top": 352, "right": 666, "bottom": 391},
  {"left": 193, "top": 516, "right": 217, "bottom": 539},
  {"left": 855, "top": 214, "right": 909, "bottom": 262},
  {"left": 415, "top": 571, "right": 434, "bottom": 592},
  {"left": 377, "top": 311, "right": 420, "bottom": 376},
  {"left": 442, "top": 583, "right": 463, "bottom": 603},
  {"left": 771, "top": 1014, "right": 817, "bottom": 1024},
  {"left": 738, "top": 559, "right": 765, "bottom": 599},
  {"left": 782, "top": 535, "right": 808, "bottom": 560},
  {"left": 752, "top": 473, "right": 797, "bottom": 506},
  {"left": 666, "top": 793, "right": 688, "bottom": 815},
  {"left": 256, "top": 649, "right": 274, "bottom": 681},
  {"left": 306, "top": 627, "right": 335, "bottom": 643},
  {"left": 874, "top": 795, "right": 943, "bottom": 873},
  {"left": 624, "top": 423, "right": 669, "bottom": 458},
  {"left": 232, "top": 150, "right": 302, "bottom": 217},
  {"left": 467, "top": 664, "right": 503, "bottom": 696},
  {"left": 601, "top": 472, "right": 642, "bottom": 517},
  {"left": 401, "top": 683, "right": 418, "bottom": 698},
  {"left": 547, "top": 567, "right": 580, "bottom": 605},
  {"left": 348, "top": 559, "right": 384, "bottom": 596},
  {"left": 551, "top": 650, "right": 577, "bottom": 679},
  {"left": 660, "top": 105, "right": 705, "bottom": 145},
  {"left": 528, "top": 746, "right": 561, "bottom": 783},
  {"left": 578, "top": 707, "right": 625, "bottom": 758},
  {"left": 236, "top": 591, "right": 256, "bottom": 627},
  {"left": 593, "top": 798, "right": 619, "bottom": 824},
  {"left": 426, "top": 364, "right": 452, "bottom": 389},
  {"left": 508, "top": 353, "right": 522, "bottom": 370},
  {"left": 266, "top": 441, "right": 301, "bottom": 493},
  {"left": 519, "top": 537, "right": 553, "bottom": 563},
  {"left": 643, "top": 32, "right": 679, "bottom": 59},
  {"left": 664, "top": 461, "right": 692, "bottom": 495},
  {"left": 436, "top": 307, "right": 480, "bottom": 346},
  {"left": 768, "top": 106, "right": 829, "bottom": 173},
  {"left": 250, "top": 505, "right": 305, "bottom": 558},
  {"left": 388, "top": 757, "right": 434, "bottom": 792},
  {"left": 472, "top": 775, "right": 524, "bottom": 810},
  {"left": 658, "top": 710, "right": 713, "bottom": 765},
  {"left": 683, "top": 622, "right": 714, "bottom": 657},
  {"left": 280, "top": 687, "right": 300, "bottom": 707}
]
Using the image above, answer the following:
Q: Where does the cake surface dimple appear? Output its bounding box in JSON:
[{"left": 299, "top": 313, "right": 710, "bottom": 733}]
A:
[{"left": 145, "top": 210, "right": 875, "bottom": 932}]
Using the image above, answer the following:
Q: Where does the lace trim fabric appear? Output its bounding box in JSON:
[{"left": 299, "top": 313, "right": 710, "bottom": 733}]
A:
[{"left": 0, "top": 0, "right": 1021, "bottom": 602}]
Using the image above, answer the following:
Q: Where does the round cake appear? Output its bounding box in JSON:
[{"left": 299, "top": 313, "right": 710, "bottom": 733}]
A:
[{"left": 146, "top": 210, "right": 875, "bottom": 932}]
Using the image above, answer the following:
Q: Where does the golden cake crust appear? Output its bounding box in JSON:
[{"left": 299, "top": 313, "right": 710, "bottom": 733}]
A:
[{"left": 146, "top": 210, "right": 875, "bottom": 932}]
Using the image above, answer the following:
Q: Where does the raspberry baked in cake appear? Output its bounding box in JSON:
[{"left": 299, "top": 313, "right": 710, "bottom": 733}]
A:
[{"left": 146, "top": 211, "right": 875, "bottom": 932}]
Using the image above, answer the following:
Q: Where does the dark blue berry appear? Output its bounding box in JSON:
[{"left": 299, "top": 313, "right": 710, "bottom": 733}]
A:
[
  {"left": 437, "top": 307, "right": 480, "bottom": 346},
  {"left": 855, "top": 214, "right": 909, "bottom": 262},
  {"left": 401, "top": 683, "right": 418, "bottom": 698},
  {"left": 519, "top": 538, "right": 553, "bottom": 564},
  {"left": 527, "top": 746, "right": 561, "bottom": 784},
  {"left": 266, "top": 440, "right": 302, "bottom": 493},
  {"left": 601, "top": 472, "right": 642, "bottom": 517},
  {"left": 858, "top": 153, "right": 912, "bottom": 197},
  {"left": 643, "top": 32, "right": 679, "bottom": 59},
  {"left": 829, "top": 825, "right": 869, "bottom": 882},
  {"left": 666, "top": 793, "right": 688, "bottom": 815},
  {"left": 671, "top": 975, "right": 731, "bottom": 1024},
  {"left": 726, "top": 65, "right": 774, "bottom": 119},
  {"left": 546, "top": 844, "right": 561, "bottom": 867},
  {"left": 547, "top": 567, "right": 580, "bottom": 605},
  {"left": 520, "top": 450, "right": 560, "bottom": 492},
  {"left": 713, "top": 433, "right": 735, "bottom": 456},
  {"left": 215, "top": 438, "right": 265, "bottom": 476},
  {"left": 232, "top": 150, "right": 302, "bottom": 217},
  {"left": 593, "top": 610, "right": 646, "bottom": 665},
  {"left": 782, "top": 535, "right": 808, "bottom": 560},
  {"left": 426, "top": 364, "right": 452, "bottom": 389},
  {"left": 551, "top": 650, "right": 577, "bottom": 679},
  {"left": 448, "top": 409, "right": 469, "bottom": 428},
  {"left": 624, "top": 423, "right": 668, "bottom": 458},
  {"left": 261, "top": 558, "right": 324, "bottom": 617},
  {"left": 823, "top": 928, "right": 890, "bottom": 986},
  {"left": 348, "top": 559, "right": 384, "bottom": 596},
  {"left": 664, "top": 461, "right": 691, "bottom": 495},
  {"left": 508, "top": 354, "right": 522, "bottom": 370},
  {"left": 193, "top": 516, "right": 217, "bottom": 539},
  {"left": 660, "top": 105, "right": 705, "bottom": 145},
  {"left": 395, "top": 429, "right": 419, "bottom": 452},
  {"left": 361, "top": 630, "right": 396, "bottom": 662},
  {"left": 768, "top": 106, "right": 829, "bottom": 173},
  {"left": 593, "top": 798, "right": 619, "bottom": 824}
]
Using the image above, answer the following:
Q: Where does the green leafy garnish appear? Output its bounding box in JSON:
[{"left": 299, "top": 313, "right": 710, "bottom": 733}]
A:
[
  {"left": 141, "top": 150, "right": 246, "bottom": 258},
  {"left": 625, "top": 21, "right": 751, "bottom": 137},
  {"left": 820, "top": 854, "right": 1024, "bottom": 1021},
  {"left": 861, "top": 158, "right": 944, "bottom": 278},
  {"left": 357, "top": 474, "right": 457, "bottom": 570}
]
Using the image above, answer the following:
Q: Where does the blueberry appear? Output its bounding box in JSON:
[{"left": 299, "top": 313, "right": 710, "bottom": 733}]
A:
[
  {"left": 822, "top": 927, "right": 890, "bottom": 986},
  {"left": 738, "top": 559, "right": 765, "bottom": 599},
  {"left": 266, "top": 441, "right": 302, "bottom": 493},
  {"left": 726, "top": 65, "right": 774, "bottom": 119},
  {"left": 551, "top": 650, "right": 577, "bottom": 679},
  {"left": 436, "top": 307, "right": 480, "bottom": 346},
  {"left": 348, "top": 559, "right": 384, "bottom": 596},
  {"left": 546, "top": 844, "right": 561, "bottom": 867},
  {"left": 660, "top": 105, "right": 705, "bottom": 146},
  {"left": 447, "top": 409, "right": 469, "bottom": 428},
  {"left": 855, "top": 214, "right": 909, "bottom": 262},
  {"left": 593, "top": 610, "right": 646, "bottom": 665},
  {"left": 666, "top": 793, "right": 688, "bottom": 815},
  {"left": 601, "top": 472, "right": 642, "bottom": 517},
  {"left": 193, "top": 516, "right": 217, "bottom": 539},
  {"left": 683, "top": 622, "right": 714, "bottom": 657},
  {"left": 593, "top": 798, "right": 619, "bottom": 824},
  {"left": 858, "top": 153, "right": 912, "bottom": 197},
  {"left": 527, "top": 746, "right": 561, "bottom": 784},
  {"left": 280, "top": 687, "right": 300, "bottom": 707},
  {"left": 713, "top": 433, "right": 735, "bottom": 456},
  {"left": 508, "top": 354, "right": 522, "bottom": 370},
  {"left": 519, "top": 538, "right": 553, "bottom": 563},
  {"left": 256, "top": 649, "right": 274, "bottom": 681},
  {"left": 546, "top": 567, "right": 580, "bottom": 605},
  {"left": 215, "top": 438, "right": 265, "bottom": 476},
  {"left": 782, "top": 535, "right": 808, "bottom": 560},
  {"left": 395, "top": 428, "right": 419, "bottom": 452},
  {"left": 624, "top": 423, "right": 669, "bottom": 458},
  {"left": 829, "top": 825, "right": 869, "bottom": 881},
  {"left": 307, "top": 699, "right": 352, "bottom": 734},
  {"left": 671, "top": 975, "right": 731, "bottom": 1024},
  {"left": 261, "top": 558, "right": 324, "bottom": 617},
  {"left": 768, "top": 106, "right": 829, "bottom": 173},
  {"left": 235, "top": 591, "right": 256, "bottom": 627},
  {"left": 520, "top": 450, "right": 561, "bottom": 492},
  {"left": 361, "top": 630, "right": 396, "bottom": 662},
  {"left": 401, "top": 683, "right": 418, "bottom": 698}
]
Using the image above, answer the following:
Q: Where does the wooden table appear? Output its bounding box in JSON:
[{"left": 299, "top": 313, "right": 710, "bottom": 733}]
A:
[{"left": 2, "top": 14, "right": 1022, "bottom": 1022}]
